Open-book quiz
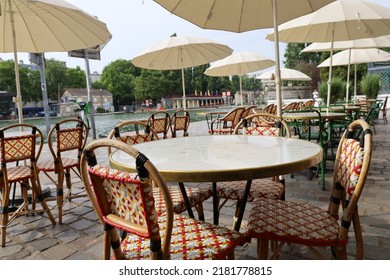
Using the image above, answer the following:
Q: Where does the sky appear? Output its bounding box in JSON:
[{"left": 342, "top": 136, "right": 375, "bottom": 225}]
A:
[{"left": 1, "top": 0, "right": 389, "bottom": 75}]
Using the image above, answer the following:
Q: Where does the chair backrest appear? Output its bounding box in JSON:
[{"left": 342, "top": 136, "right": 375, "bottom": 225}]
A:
[
  {"left": 302, "top": 100, "right": 315, "bottom": 109},
  {"left": 263, "top": 103, "right": 276, "bottom": 115},
  {"left": 282, "top": 102, "right": 300, "bottom": 112},
  {"left": 220, "top": 107, "right": 246, "bottom": 127},
  {"left": 233, "top": 113, "right": 291, "bottom": 138},
  {"left": 241, "top": 105, "right": 257, "bottom": 119},
  {"left": 0, "top": 124, "right": 43, "bottom": 164},
  {"left": 171, "top": 110, "right": 190, "bottom": 138},
  {"left": 0, "top": 124, "right": 43, "bottom": 194},
  {"left": 328, "top": 119, "right": 372, "bottom": 259},
  {"left": 147, "top": 111, "right": 171, "bottom": 139},
  {"left": 47, "top": 119, "right": 89, "bottom": 168},
  {"left": 107, "top": 120, "right": 159, "bottom": 145},
  {"left": 80, "top": 139, "right": 173, "bottom": 260}
]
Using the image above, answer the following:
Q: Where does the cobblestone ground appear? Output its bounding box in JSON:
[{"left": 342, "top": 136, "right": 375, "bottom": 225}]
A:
[{"left": 1, "top": 115, "right": 389, "bottom": 260}]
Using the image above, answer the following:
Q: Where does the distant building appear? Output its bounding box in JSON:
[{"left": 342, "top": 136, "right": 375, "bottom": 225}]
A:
[
  {"left": 90, "top": 71, "right": 102, "bottom": 83},
  {"left": 58, "top": 88, "right": 114, "bottom": 116}
]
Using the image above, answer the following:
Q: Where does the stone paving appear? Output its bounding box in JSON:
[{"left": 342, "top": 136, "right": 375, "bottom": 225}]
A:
[{"left": 0, "top": 114, "right": 389, "bottom": 260}]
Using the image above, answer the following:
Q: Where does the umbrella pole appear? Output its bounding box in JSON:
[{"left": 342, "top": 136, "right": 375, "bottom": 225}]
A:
[
  {"left": 84, "top": 50, "right": 97, "bottom": 139},
  {"left": 181, "top": 68, "right": 187, "bottom": 110},
  {"left": 272, "top": 0, "right": 282, "bottom": 117},
  {"left": 327, "top": 24, "right": 335, "bottom": 109},
  {"left": 354, "top": 64, "right": 357, "bottom": 100},
  {"left": 240, "top": 75, "right": 243, "bottom": 106},
  {"left": 346, "top": 49, "right": 351, "bottom": 102},
  {"left": 9, "top": 1, "right": 23, "bottom": 124}
]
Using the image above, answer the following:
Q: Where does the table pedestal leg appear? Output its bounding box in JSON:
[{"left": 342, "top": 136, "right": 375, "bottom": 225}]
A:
[
  {"left": 178, "top": 182, "right": 194, "bottom": 219},
  {"left": 233, "top": 179, "right": 252, "bottom": 232}
]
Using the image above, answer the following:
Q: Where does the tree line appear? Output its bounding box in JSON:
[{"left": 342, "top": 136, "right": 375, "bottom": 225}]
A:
[
  {"left": 1, "top": 43, "right": 378, "bottom": 107},
  {"left": 0, "top": 58, "right": 260, "bottom": 108}
]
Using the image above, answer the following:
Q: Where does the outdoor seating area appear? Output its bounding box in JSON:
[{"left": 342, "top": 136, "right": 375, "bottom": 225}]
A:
[
  {"left": 0, "top": 111, "right": 389, "bottom": 261},
  {"left": 2, "top": 1, "right": 390, "bottom": 271}
]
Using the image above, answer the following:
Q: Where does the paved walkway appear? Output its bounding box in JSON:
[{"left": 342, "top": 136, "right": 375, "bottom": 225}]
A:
[{"left": 1, "top": 115, "right": 389, "bottom": 260}]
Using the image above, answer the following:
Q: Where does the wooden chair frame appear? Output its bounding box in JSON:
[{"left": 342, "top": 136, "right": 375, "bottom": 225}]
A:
[
  {"left": 37, "top": 119, "right": 89, "bottom": 224},
  {"left": 247, "top": 119, "right": 373, "bottom": 260},
  {"left": 171, "top": 110, "right": 190, "bottom": 138},
  {"left": 146, "top": 111, "right": 171, "bottom": 139},
  {"left": 80, "top": 139, "right": 245, "bottom": 260},
  {"left": 1, "top": 124, "right": 56, "bottom": 246}
]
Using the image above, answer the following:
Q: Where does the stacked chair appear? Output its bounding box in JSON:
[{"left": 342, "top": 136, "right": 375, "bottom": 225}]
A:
[
  {"left": 80, "top": 139, "right": 246, "bottom": 259},
  {"left": 247, "top": 119, "right": 373, "bottom": 259},
  {"left": 107, "top": 120, "right": 211, "bottom": 221}
]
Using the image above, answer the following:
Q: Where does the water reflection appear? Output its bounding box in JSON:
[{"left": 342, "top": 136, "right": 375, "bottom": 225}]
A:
[{"left": 0, "top": 108, "right": 230, "bottom": 137}]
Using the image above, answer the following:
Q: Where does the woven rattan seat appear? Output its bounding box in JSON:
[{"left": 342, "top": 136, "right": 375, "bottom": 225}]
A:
[
  {"left": 247, "top": 119, "right": 373, "bottom": 259},
  {"left": 1, "top": 124, "right": 56, "bottom": 247},
  {"left": 81, "top": 140, "right": 246, "bottom": 259},
  {"left": 215, "top": 113, "right": 290, "bottom": 228},
  {"left": 107, "top": 120, "right": 211, "bottom": 220},
  {"left": 37, "top": 119, "right": 89, "bottom": 224}
]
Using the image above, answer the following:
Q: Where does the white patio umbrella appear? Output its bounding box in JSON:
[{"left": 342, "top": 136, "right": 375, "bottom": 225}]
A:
[
  {"left": 153, "top": 0, "right": 335, "bottom": 116},
  {"left": 302, "top": 35, "right": 390, "bottom": 101},
  {"left": 266, "top": 0, "right": 390, "bottom": 107},
  {"left": 132, "top": 35, "right": 232, "bottom": 110},
  {"left": 257, "top": 68, "right": 311, "bottom": 81},
  {"left": 317, "top": 48, "right": 390, "bottom": 100},
  {"left": 0, "top": 0, "right": 112, "bottom": 124},
  {"left": 257, "top": 68, "right": 311, "bottom": 100},
  {"left": 204, "top": 51, "right": 275, "bottom": 106}
]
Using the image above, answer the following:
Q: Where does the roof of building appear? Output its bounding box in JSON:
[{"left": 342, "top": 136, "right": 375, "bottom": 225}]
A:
[{"left": 63, "top": 88, "right": 112, "bottom": 97}]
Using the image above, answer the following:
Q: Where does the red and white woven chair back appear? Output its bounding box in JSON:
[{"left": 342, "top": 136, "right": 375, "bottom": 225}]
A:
[{"left": 88, "top": 165, "right": 160, "bottom": 240}]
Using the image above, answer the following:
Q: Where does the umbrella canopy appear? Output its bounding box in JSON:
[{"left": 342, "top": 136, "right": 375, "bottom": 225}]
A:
[
  {"left": 153, "top": 0, "right": 335, "bottom": 116},
  {"left": 204, "top": 51, "right": 275, "bottom": 106},
  {"left": 257, "top": 68, "right": 311, "bottom": 81},
  {"left": 266, "top": 0, "right": 390, "bottom": 107},
  {"left": 301, "top": 35, "right": 390, "bottom": 53},
  {"left": 318, "top": 48, "right": 390, "bottom": 100},
  {"left": 318, "top": 48, "right": 390, "bottom": 67},
  {"left": 0, "top": 0, "right": 112, "bottom": 123},
  {"left": 132, "top": 35, "right": 232, "bottom": 110},
  {"left": 301, "top": 35, "right": 390, "bottom": 101}
]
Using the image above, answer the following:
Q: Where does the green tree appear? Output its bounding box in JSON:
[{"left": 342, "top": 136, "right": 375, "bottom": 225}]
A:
[
  {"left": 100, "top": 59, "right": 139, "bottom": 105},
  {"left": 0, "top": 60, "right": 40, "bottom": 102},
  {"left": 66, "top": 66, "right": 86, "bottom": 88},
  {"left": 45, "top": 59, "right": 67, "bottom": 102}
]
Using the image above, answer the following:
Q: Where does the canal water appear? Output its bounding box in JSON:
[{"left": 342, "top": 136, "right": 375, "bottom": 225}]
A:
[{"left": 0, "top": 107, "right": 231, "bottom": 137}]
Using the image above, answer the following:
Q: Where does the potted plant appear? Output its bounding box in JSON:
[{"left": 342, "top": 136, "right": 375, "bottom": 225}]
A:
[
  {"left": 319, "top": 77, "right": 347, "bottom": 105},
  {"left": 360, "top": 73, "right": 381, "bottom": 100}
]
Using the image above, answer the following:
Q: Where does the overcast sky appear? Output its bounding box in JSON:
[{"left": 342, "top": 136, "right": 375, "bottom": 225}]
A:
[{"left": 1, "top": 0, "right": 389, "bottom": 74}]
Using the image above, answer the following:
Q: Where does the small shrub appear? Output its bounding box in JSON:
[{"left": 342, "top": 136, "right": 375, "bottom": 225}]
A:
[{"left": 360, "top": 73, "right": 381, "bottom": 100}]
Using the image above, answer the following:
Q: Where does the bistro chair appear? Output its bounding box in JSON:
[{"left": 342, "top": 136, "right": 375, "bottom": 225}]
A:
[
  {"left": 1, "top": 124, "right": 56, "bottom": 246},
  {"left": 37, "top": 119, "right": 89, "bottom": 224},
  {"left": 247, "top": 119, "right": 373, "bottom": 260},
  {"left": 107, "top": 120, "right": 211, "bottom": 221},
  {"left": 241, "top": 105, "right": 257, "bottom": 119},
  {"left": 282, "top": 109, "right": 327, "bottom": 189},
  {"left": 80, "top": 139, "right": 246, "bottom": 260},
  {"left": 170, "top": 109, "right": 190, "bottom": 138},
  {"left": 381, "top": 96, "right": 388, "bottom": 124},
  {"left": 209, "top": 107, "right": 245, "bottom": 135},
  {"left": 215, "top": 113, "right": 290, "bottom": 229},
  {"left": 146, "top": 111, "right": 171, "bottom": 139}
]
